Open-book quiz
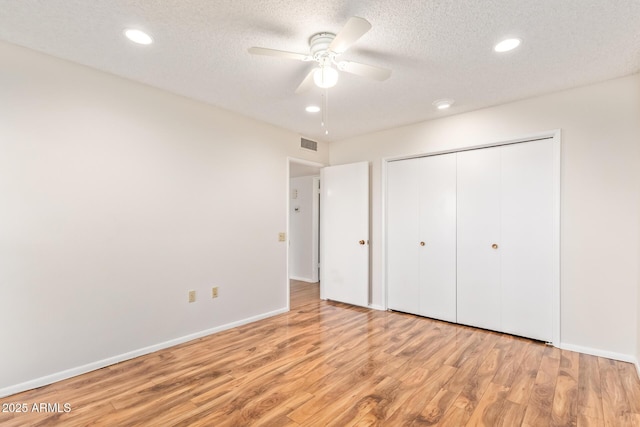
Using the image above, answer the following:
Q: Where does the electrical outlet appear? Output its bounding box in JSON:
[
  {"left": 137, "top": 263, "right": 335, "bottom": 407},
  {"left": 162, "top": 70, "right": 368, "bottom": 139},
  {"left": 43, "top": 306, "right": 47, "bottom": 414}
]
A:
[
  {"left": 212, "top": 287, "right": 219, "bottom": 298},
  {"left": 188, "top": 290, "right": 196, "bottom": 303},
  {"left": 278, "top": 232, "right": 286, "bottom": 242}
]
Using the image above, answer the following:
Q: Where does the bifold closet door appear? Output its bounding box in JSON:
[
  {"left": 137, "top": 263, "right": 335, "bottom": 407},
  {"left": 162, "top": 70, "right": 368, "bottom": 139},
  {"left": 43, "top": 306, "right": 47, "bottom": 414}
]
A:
[
  {"left": 457, "top": 140, "right": 554, "bottom": 341},
  {"left": 456, "top": 147, "right": 502, "bottom": 332},
  {"left": 387, "top": 154, "right": 457, "bottom": 322},
  {"left": 387, "top": 159, "right": 420, "bottom": 314},
  {"left": 500, "top": 140, "right": 554, "bottom": 341},
  {"left": 417, "top": 154, "right": 457, "bottom": 322}
]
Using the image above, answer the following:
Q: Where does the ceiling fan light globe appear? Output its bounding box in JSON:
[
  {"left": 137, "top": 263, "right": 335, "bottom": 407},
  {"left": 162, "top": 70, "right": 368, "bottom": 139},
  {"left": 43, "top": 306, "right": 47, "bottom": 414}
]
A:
[{"left": 313, "top": 66, "right": 339, "bottom": 88}]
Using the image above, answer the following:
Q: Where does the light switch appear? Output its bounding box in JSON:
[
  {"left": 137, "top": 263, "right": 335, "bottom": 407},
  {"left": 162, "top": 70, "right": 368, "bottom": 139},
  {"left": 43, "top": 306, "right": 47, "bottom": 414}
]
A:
[{"left": 278, "top": 232, "right": 286, "bottom": 242}]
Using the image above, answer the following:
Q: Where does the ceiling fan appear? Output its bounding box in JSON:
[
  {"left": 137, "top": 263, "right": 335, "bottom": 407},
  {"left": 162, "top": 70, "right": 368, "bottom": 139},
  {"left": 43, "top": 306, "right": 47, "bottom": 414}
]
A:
[{"left": 248, "top": 17, "right": 392, "bottom": 93}]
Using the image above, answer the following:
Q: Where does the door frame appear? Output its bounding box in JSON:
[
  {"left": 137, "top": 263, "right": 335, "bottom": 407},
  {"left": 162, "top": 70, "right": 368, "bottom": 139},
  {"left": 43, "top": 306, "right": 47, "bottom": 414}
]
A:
[
  {"left": 286, "top": 157, "right": 324, "bottom": 310},
  {"left": 382, "top": 129, "right": 561, "bottom": 346}
]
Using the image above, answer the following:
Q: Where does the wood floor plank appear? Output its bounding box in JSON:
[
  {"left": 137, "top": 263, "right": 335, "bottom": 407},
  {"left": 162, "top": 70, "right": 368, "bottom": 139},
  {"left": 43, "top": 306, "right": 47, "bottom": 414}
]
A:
[
  {"left": 492, "top": 336, "right": 531, "bottom": 388},
  {"left": 321, "top": 375, "right": 402, "bottom": 426},
  {"left": 439, "top": 342, "right": 508, "bottom": 426},
  {"left": 288, "top": 374, "right": 386, "bottom": 425},
  {"left": 578, "top": 352, "right": 605, "bottom": 422},
  {"left": 445, "top": 332, "right": 500, "bottom": 394},
  {"left": 577, "top": 413, "right": 606, "bottom": 427},
  {"left": 507, "top": 341, "right": 546, "bottom": 405},
  {"left": 616, "top": 361, "right": 640, "bottom": 415},
  {"left": 551, "top": 349, "right": 580, "bottom": 426},
  {"left": 465, "top": 381, "right": 511, "bottom": 426},
  {"left": 521, "top": 345, "right": 562, "bottom": 427},
  {"left": 381, "top": 363, "right": 458, "bottom": 425},
  {"left": 2, "top": 281, "right": 640, "bottom": 426},
  {"left": 599, "top": 357, "right": 635, "bottom": 427},
  {"left": 414, "top": 387, "right": 459, "bottom": 425}
]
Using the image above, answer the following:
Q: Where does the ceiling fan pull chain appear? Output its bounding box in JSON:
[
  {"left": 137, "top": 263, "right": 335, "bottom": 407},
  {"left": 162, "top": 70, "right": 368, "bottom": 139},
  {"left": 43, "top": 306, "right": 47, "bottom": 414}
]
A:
[
  {"left": 321, "top": 91, "right": 325, "bottom": 128},
  {"left": 324, "top": 89, "right": 329, "bottom": 135}
]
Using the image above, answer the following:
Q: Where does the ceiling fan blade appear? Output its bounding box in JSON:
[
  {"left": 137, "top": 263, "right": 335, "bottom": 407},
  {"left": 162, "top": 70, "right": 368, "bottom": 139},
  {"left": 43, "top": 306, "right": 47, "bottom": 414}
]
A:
[
  {"left": 338, "top": 61, "right": 392, "bottom": 81},
  {"left": 248, "top": 47, "right": 311, "bottom": 61},
  {"left": 295, "top": 69, "right": 317, "bottom": 94},
  {"left": 329, "top": 17, "right": 372, "bottom": 53}
]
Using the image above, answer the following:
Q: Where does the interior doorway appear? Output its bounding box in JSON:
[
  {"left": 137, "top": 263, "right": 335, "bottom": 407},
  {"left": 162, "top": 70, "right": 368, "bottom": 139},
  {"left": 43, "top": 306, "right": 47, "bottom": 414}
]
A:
[{"left": 287, "top": 158, "right": 323, "bottom": 309}]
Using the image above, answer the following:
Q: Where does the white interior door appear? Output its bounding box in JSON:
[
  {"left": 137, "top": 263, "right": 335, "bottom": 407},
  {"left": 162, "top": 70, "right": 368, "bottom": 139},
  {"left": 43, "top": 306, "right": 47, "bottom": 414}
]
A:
[
  {"left": 320, "top": 162, "right": 369, "bottom": 307},
  {"left": 457, "top": 147, "right": 502, "bottom": 331}
]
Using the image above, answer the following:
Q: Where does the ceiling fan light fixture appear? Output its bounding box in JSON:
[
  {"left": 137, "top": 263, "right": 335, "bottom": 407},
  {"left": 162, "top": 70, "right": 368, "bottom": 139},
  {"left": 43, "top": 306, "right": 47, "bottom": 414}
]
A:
[
  {"left": 433, "top": 98, "right": 454, "bottom": 110},
  {"left": 494, "top": 38, "right": 521, "bottom": 53},
  {"left": 313, "top": 66, "right": 339, "bottom": 88},
  {"left": 124, "top": 29, "right": 153, "bottom": 45}
]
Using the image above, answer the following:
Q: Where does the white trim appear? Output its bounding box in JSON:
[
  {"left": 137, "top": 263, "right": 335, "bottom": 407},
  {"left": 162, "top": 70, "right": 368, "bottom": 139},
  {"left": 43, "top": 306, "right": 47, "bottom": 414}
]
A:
[
  {"left": 288, "top": 157, "right": 325, "bottom": 168},
  {"left": 287, "top": 157, "right": 325, "bottom": 308},
  {"left": 0, "top": 308, "right": 287, "bottom": 398},
  {"left": 550, "top": 130, "right": 562, "bottom": 346},
  {"left": 289, "top": 275, "right": 318, "bottom": 283},
  {"left": 384, "top": 129, "right": 560, "bottom": 163},
  {"left": 382, "top": 129, "right": 562, "bottom": 346},
  {"left": 311, "top": 176, "right": 320, "bottom": 283},
  {"left": 560, "top": 342, "right": 638, "bottom": 366},
  {"left": 380, "top": 157, "right": 388, "bottom": 310},
  {"left": 369, "top": 304, "right": 386, "bottom": 311}
]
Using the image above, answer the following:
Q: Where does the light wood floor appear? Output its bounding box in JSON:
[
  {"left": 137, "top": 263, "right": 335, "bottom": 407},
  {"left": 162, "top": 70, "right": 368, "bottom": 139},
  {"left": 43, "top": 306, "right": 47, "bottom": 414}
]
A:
[{"left": 2, "top": 280, "right": 640, "bottom": 426}]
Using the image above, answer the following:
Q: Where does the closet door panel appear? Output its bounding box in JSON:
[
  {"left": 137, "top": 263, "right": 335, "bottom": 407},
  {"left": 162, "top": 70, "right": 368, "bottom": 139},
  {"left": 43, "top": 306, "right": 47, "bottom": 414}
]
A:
[
  {"left": 387, "top": 159, "right": 420, "bottom": 314},
  {"left": 457, "top": 147, "right": 501, "bottom": 331},
  {"left": 501, "top": 140, "right": 554, "bottom": 341},
  {"left": 418, "top": 154, "right": 457, "bottom": 322}
]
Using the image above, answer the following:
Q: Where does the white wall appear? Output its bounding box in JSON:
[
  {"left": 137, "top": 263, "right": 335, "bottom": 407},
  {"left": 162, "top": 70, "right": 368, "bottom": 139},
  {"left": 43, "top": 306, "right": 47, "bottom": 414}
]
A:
[
  {"left": 330, "top": 74, "right": 640, "bottom": 362},
  {"left": 0, "top": 41, "right": 328, "bottom": 395},
  {"left": 289, "top": 176, "right": 318, "bottom": 282}
]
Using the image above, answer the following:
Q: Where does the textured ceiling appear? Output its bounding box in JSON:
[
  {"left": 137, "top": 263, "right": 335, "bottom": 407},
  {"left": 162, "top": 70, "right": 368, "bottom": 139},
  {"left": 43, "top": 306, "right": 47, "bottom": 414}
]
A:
[{"left": 1, "top": 1, "right": 639, "bottom": 142}]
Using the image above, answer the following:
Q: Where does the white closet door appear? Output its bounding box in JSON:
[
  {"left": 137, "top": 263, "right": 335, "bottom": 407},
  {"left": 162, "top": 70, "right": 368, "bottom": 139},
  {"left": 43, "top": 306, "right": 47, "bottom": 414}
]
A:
[
  {"left": 387, "top": 158, "right": 420, "bottom": 314},
  {"left": 500, "top": 140, "right": 554, "bottom": 341},
  {"left": 457, "top": 147, "right": 501, "bottom": 331},
  {"left": 320, "top": 162, "right": 369, "bottom": 307},
  {"left": 418, "top": 154, "right": 457, "bottom": 322}
]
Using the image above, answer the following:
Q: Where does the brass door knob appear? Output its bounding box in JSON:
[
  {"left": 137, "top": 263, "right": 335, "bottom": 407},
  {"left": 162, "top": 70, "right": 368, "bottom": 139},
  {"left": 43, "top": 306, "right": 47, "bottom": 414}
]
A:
[
  {"left": 419, "top": 241, "right": 425, "bottom": 246},
  {"left": 359, "top": 240, "right": 366, "bottom": 245},
  {"left": 492, "top": 243, "right": 499, "bottom": 249}
]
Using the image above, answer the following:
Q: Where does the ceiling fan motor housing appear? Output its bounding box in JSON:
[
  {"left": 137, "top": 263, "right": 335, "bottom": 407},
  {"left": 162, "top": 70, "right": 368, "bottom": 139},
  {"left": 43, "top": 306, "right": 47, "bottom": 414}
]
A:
[{"left": 309, "top": 32, "right": 337, "bottom": 63}]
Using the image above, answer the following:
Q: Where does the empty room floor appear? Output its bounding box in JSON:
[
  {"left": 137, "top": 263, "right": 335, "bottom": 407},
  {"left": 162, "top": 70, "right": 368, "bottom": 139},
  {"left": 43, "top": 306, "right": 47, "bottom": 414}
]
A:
[{"left": 1, "top": 280, "right": 639, "bottom": 426}]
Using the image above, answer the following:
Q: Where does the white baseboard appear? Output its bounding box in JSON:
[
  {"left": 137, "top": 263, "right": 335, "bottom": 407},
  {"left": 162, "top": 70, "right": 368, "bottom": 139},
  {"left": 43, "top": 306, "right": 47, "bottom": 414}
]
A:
[
  {"left": 0, "top": 307, "right": 288, "bottom": 398},
  {"left": 369, "top": 304, "right": 386, "bottom": 311},
  {"left": 560, "top": 342, "right": 638, "bottom": 368},
  {"left": 289, "top": 276, "right": 317, "bottom": 283}
]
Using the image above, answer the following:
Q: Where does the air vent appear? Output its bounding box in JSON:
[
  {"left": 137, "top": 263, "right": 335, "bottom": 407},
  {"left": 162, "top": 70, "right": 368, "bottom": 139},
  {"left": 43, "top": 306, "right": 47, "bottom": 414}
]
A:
[{"left": 301, "top": 138, "right": 318, "bottom": 151}]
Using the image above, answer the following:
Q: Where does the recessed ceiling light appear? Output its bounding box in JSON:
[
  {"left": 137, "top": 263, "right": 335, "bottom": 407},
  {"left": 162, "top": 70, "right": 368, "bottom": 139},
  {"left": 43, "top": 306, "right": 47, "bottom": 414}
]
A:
[
  {"left": 305, "top": 105, "right": 321, "bottom": 113},
  {"left": 494, "top": 38, "right": 521, "bottom": 53},
  {"left": 124, "top": 29, "right": 153, "bottom": 45},
  {"left": 433, "top": 99, "right": 454, "bottom": 110}
]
